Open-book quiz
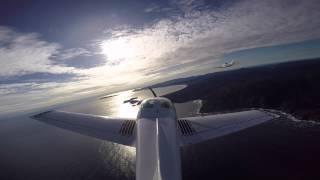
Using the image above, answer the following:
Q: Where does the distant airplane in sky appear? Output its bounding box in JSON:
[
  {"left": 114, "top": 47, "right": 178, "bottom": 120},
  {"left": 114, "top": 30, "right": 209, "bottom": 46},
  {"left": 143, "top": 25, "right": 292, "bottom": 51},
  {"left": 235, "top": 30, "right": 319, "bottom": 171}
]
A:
[
  {"left": 217, "top": 60, "right": 236, "bottom": 68},
  {"left": 31, "top": 88, "right": 278, "bottom": 180}
]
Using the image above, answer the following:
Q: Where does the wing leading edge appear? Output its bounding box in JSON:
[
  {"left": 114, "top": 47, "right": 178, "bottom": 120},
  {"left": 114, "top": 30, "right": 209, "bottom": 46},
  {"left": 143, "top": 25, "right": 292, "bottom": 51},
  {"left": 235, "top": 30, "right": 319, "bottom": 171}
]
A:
[
  {"left": 178, "top": 110, "right": 279, "bottom": 146},
  {"left": 31, "top": 111, "right": 136, "bottom": 147}
]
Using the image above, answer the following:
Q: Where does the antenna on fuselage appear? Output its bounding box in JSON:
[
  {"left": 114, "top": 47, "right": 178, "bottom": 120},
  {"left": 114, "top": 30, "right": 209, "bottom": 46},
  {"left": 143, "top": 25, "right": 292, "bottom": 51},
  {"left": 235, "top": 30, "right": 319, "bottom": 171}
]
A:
[{"left": 148, "top": 87, "right": 157, "bottom": 97}]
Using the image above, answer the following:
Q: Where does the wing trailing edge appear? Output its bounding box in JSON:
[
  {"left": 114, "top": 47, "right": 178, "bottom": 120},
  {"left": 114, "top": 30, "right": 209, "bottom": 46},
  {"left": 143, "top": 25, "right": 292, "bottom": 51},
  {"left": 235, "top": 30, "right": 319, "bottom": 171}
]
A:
[{"left": 31, "top": 110, "right": 136, "bottom": 147}]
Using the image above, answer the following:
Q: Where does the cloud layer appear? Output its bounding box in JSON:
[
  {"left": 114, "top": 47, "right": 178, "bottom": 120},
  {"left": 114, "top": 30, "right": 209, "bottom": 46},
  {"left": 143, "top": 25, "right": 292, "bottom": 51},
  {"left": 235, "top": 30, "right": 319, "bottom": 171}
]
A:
[
  {"left": 1, "top": 0, "right": 320, "bottom": 115},
  {"left": 125, "top": 0, "right": 320, "bottom": 76},
  {"left": 0, "top": 27, "right": 75, "bottom": 77}
]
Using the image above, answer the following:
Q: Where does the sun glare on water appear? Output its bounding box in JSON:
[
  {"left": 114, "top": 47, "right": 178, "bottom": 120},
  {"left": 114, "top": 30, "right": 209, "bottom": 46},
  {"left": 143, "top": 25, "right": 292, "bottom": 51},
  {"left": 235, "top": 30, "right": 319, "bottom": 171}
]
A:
[{"left": 110, "top": 90, "right": 140, "bottom": 118}]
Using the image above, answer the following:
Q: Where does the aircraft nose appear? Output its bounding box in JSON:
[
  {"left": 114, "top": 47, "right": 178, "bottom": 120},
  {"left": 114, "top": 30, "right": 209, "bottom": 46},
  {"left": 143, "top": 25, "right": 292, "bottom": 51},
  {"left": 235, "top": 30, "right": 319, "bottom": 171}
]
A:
[{"left": 137, "top": 98, "right": 176, "bottom": 119}]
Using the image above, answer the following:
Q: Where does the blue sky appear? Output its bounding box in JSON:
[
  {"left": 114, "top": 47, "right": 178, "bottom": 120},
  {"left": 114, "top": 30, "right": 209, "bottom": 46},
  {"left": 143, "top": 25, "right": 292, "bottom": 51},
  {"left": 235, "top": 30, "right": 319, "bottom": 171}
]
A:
[{"left": 1, "top": 0, "right": 320, "bottom": 115}]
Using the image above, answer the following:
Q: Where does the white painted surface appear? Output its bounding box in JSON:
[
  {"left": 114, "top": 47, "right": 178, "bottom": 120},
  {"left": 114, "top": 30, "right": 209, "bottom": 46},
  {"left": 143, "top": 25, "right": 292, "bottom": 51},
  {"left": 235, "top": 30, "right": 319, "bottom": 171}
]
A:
[{"left": 33, "top": 97, "right": 277, "bottom": 180}]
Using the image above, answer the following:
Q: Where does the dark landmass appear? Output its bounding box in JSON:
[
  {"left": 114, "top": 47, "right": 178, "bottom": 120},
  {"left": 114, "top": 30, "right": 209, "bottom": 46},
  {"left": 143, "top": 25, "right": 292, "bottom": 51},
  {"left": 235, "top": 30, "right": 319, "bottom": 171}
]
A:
[
  {"left": 182, "top": 116, "right": 320, "bottom": 180},
  {"left": 153, "top": 58, "right": 320, "bottom": 121}
]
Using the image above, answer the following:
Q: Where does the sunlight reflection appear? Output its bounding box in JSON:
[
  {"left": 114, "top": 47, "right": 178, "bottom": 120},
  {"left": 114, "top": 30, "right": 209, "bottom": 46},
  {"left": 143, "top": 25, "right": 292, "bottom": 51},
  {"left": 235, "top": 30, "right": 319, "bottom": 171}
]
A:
[
  {"left": 110, "top": 90, "right": 139, "bottom": 118},
  {"left": 98, "top": 141, "right": 135, "bottom": 179}
]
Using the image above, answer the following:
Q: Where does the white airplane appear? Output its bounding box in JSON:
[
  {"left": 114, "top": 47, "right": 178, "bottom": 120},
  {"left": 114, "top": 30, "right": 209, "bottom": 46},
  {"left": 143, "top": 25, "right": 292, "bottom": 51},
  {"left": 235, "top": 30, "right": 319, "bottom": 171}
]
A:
[
  {"left": 31, "top": 90, "right": 278, "bottom": 180},
  {"left": 218, "top": 60, "right": 236, "bottom": 68}
]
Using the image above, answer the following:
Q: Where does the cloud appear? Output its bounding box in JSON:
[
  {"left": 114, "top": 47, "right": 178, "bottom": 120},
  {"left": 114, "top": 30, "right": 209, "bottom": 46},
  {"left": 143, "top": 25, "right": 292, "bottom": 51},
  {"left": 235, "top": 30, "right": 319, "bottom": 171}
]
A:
[
  {"left": 53, "top": 48, "right": 106, "bottom": 69},
  {"left": 131, "top": 0, "right": 320, "bottom": 74},
  {"left": 0, "top": 81, "right": 107, "bottom": 115},
  {"left": 46, "top": 0, "right": 320, "bottom": 88},
  {"left": 0, "top": 27, "right": 109, "bottom": 115},
  {"left": 0, "top": 72, "right": 78, "bottom": 85},
  {"left": 100, "top": 0, "right": 320, "bottom": 80},
  {"left": 1, "top": 0, "right": 320, "bottom": 115},
  {"left": 0, "top": 27, "right": 76, "bottom": 77},
  {"left": 144, "top": 0, "right": 207, "bottom": 14},
  {"left": 144, "top": 3, "right": 175, "bottom": 13},
  {"left": 169, "top": 0, "right": 206, "bottom": 12},
  {"left": 144, "top": 3, "right": 162, "bottom": 13},
  {"left": 53, "top": 47, "right": 91, "bottom": 60}
]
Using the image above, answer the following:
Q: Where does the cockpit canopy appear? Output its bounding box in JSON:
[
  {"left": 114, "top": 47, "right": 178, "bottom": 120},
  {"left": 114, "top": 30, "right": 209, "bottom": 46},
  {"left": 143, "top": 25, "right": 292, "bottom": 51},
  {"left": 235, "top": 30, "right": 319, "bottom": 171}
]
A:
[{"left": 137, "top": 97, "right": 176, "bottom": 119}]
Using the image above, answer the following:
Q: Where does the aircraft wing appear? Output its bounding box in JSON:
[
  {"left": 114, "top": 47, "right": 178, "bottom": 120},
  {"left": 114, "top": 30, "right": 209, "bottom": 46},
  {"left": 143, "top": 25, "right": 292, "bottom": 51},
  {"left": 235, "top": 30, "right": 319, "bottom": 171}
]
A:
[
  {"left": 31, "top": 111, "right": 136, "bottom": 147},
  {"left": 178, "top": 110, "right": 279, "bottom": 146}
]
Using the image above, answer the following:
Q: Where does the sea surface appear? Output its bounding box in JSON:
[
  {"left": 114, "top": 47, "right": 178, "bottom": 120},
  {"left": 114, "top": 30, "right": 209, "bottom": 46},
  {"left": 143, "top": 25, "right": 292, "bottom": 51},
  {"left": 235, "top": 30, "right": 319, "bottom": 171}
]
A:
[{"left": 1, "top": 84, "right": 320, "bottom": 179}]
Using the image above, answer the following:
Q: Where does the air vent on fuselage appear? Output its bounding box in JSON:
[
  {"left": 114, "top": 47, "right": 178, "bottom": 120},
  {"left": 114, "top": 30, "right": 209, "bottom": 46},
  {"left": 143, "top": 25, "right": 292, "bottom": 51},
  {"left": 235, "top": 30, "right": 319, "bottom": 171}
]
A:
[
  {"left": 178, "top": 120, "right": 196, "bottom": 136},
  {"left": 119, "top": 120, "right": 136, "bottom": 136}
]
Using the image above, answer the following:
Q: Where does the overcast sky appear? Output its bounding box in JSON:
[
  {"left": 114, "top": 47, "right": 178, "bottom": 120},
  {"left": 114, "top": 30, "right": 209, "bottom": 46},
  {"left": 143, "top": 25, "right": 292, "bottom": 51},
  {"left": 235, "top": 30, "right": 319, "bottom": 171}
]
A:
[{"left": 1, "top": 0, "right": 320, "bottom": 115}]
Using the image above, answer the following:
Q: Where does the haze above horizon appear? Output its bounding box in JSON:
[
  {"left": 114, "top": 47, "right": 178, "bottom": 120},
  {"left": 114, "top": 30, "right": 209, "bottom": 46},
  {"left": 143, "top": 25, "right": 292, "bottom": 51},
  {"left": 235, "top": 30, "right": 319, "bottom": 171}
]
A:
[{"left": 1, "top": 0, "right": 320, "bottom": 115}]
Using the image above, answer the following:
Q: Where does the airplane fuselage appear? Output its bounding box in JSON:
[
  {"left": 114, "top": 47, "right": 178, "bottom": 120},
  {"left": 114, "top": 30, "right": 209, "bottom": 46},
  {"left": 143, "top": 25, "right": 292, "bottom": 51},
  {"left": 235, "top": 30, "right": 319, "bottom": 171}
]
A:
[
  {"left": 136, "top": 98, "right": 182, "bottom": 180},
  {"left": 221, "top": 61, "right": 234, "bottom": 68}
]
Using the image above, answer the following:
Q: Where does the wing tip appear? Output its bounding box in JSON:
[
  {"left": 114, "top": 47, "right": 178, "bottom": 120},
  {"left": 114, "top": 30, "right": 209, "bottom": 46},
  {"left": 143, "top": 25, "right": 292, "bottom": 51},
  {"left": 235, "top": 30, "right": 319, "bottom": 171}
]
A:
[{"left": 30, "top": 110, "right": 53, "bottom": 120}]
